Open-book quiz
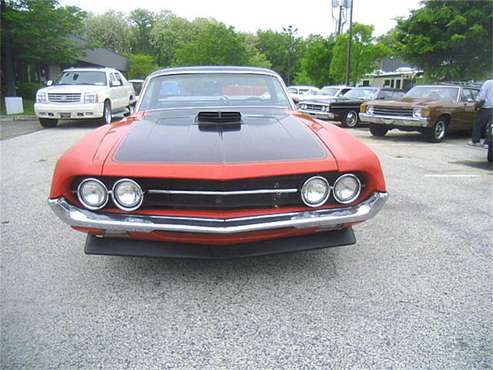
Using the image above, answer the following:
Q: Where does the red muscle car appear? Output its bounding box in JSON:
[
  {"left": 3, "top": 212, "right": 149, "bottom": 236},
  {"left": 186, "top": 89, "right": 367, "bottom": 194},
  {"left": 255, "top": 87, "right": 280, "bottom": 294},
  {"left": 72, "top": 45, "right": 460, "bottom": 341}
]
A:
[{"left": 48, "top": 66, "right": 388, "bottom": 258}]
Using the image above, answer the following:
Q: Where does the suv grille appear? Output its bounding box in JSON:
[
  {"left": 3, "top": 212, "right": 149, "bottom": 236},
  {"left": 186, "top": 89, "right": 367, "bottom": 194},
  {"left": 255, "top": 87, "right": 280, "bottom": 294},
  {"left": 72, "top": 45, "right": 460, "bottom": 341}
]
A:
[
  {"left": 373, "top": 107, "right": 414, "bottom": 117},
  {"left": 48, "top": 93, "right": 81, "bottom": 103}
]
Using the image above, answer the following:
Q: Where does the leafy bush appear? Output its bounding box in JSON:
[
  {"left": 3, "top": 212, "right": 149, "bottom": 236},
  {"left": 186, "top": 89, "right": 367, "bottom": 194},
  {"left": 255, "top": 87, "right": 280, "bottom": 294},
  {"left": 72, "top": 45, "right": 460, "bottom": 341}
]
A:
[{"left": 16, "top": 82, "right": 43, "bottom": 100}]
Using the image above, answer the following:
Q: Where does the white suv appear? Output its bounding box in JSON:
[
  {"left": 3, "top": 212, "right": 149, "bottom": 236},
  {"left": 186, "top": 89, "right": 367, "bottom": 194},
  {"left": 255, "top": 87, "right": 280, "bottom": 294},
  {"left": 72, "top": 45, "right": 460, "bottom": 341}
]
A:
[{"left": 35, "top": 67, "right": 136, "bottom": 128}]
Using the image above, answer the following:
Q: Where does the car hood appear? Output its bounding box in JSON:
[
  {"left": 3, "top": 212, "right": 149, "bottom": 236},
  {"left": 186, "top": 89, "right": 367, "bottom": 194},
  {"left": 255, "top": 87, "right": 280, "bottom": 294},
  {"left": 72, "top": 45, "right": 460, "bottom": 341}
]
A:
[
  {"left": 111, "top": 109, "right": 330, "bottom": 165},
  {"left": 368, "top": 97, "right": 447, "bottom": 108},
  {"left": 38, "top": 85, "right": 108, "bottom": 94}
]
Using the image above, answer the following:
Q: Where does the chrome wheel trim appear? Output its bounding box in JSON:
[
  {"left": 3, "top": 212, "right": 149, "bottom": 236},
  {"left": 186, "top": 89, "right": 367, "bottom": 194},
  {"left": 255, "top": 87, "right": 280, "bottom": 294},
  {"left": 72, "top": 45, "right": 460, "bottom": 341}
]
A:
[
  {"left": 435, "top": 120, "right": 446, "bottom": 140},
  {"left": 346, "top": 111, "right": 358, "bottom": 127}
]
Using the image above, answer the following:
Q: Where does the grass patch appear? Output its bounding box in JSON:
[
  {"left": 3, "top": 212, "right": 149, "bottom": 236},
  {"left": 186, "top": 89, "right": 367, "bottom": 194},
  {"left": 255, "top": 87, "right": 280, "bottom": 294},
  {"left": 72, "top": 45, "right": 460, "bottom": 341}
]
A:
[{"left": 0, "top": 98, "right": 35, "bottom": 116}]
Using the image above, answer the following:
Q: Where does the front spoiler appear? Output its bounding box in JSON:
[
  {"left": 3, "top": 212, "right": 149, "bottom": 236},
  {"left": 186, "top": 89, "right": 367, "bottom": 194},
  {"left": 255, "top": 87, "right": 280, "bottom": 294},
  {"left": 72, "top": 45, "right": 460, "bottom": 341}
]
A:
[
  {"left": 84, "top": 228, "right": 356, "bottom": 258},
  {"left": 48, "top": 192, "right": 388, "bottom": 235}
]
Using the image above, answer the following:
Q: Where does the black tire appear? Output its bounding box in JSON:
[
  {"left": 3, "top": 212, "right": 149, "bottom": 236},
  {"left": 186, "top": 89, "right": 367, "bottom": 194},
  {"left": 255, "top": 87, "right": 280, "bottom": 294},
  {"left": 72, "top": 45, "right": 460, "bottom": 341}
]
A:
[
  {"left": 39, "top": 118, "right": 58, "bottom": 128},
  {"left": 424, "top": 117, "right": 448, "bottom": 143},
  {"left": 103, "top": 100, "right": 112, "bottom": 124},
  {"left": 342, "top": 110, "right": 359, "bottom": 128},
  {"left": 369, "top": 124, "right": 389, "bottom": 137}
]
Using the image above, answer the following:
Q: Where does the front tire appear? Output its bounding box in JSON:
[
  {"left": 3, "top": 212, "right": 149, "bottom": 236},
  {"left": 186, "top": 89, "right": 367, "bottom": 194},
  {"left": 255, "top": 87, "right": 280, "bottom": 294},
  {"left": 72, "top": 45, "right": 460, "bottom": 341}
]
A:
[
  {"left": 342, "top": 110, "right": 359, "bottom": 128},
  {"left": 424, "top": 118, "right": 448, "bottom": 143},
  {"left": 103, "top": 100, "right": 112, "bottom": 124},
  {"left": 369, "top": 124, "right": 389, "bottom": 137},
  {"left": 39, "top": 118, "right": 58, "bottom": 128}
]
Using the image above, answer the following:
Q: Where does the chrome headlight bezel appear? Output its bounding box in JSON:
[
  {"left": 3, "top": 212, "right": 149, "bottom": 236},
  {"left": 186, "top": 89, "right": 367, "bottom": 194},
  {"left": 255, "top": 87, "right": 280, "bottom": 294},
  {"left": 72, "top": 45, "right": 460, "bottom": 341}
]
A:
[
  {"left": 367, "top": 105, "right": 374, "bottom": 115},
  {"left": 413, "top": 107, "right": 423, "bottom": 119},
  {"left": 36, "top": 92, "right": 47, "bottom": 103},
  {"left": 84, "top": 93, "right": 97, "bottom": 104},
  {"left": 111, "top": 178, "right": 144, "bottom": 211},
  {"left": 333, "top": 174, "right": 362, "bottom": 204},
  {"left": 77, "top": 178, "right": 109, "bottom": 210},
  {"left": 301, "top": 176, "right": 331, "bottom": 208}
]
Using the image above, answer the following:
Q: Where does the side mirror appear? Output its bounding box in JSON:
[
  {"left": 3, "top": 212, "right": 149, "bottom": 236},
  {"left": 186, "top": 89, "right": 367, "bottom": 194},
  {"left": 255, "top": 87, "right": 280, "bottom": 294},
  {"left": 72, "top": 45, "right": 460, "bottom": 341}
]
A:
[
  {"left": 111, "top": 80, "right": 122, "bottom": 87},
  {"left": 46, "top": 80, "right": 53, "bottom": 87}
]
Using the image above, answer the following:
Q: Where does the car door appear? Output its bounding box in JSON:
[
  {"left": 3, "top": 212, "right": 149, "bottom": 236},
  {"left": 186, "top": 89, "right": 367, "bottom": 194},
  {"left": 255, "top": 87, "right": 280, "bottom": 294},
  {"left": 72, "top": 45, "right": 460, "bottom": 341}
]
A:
[
  {"left": 457, "top": 88, "right": 477, "bottom": 130},
  {"left": 112, "top": 72, "right": 128, "bottom": 110}
]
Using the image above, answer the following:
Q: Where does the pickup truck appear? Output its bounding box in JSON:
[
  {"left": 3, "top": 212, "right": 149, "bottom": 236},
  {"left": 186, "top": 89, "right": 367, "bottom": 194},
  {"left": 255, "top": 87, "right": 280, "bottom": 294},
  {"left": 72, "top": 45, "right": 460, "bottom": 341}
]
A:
[{"left": 35, "top": 67, "right": 136, "bottom": 128}]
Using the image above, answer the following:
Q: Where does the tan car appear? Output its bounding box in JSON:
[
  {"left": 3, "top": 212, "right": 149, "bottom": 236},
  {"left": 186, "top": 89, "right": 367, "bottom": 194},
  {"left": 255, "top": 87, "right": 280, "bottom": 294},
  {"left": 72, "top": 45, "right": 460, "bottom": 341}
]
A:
[{"left": 360, "top": 85, "right": 479, "bottom": 142}]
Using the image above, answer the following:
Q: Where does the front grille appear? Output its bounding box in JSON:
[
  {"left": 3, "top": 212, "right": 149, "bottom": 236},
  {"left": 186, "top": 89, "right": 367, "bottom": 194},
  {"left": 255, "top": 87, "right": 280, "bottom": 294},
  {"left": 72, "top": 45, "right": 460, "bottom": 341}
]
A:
[
  {"left": 48, "top": 93, "right": 81, "bottom": 103},
  {"left": 304, "top": 104, "right": 324, "bottom": 111},
  {"left": 373, "top": 107, "right": 413, "bottom": 117},
  {"left": 74, "top": 173, "right": 355, "bottom": 210}
]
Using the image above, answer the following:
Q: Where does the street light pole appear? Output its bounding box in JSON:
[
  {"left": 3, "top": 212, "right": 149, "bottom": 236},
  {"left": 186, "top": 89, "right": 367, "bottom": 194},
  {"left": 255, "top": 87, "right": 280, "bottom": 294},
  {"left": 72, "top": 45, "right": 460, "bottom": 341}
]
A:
[{"left": 345, "top": 0, "right": 354, "bottom": 86}]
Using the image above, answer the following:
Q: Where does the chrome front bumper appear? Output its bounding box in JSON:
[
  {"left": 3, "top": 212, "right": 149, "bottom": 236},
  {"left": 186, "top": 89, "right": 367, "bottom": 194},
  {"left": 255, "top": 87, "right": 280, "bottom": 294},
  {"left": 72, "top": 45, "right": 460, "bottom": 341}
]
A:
[
  {"left": 48, "top": 192, "right": 388, "bottom": 235},
  {"left": 359, "top": 113, "right": 429, "bottom": 127},
  {"left": 299, "top": 109, "right": 334, "bottom": 120}
]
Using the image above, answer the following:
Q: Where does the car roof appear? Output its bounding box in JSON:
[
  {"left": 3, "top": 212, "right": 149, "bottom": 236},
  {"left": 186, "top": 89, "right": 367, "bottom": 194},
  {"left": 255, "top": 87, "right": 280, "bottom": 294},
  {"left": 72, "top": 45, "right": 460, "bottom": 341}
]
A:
[
  {"left": 150, "top": 66, "right": 281, "bottom": 77},
  {"left": 287, "top": 85, "right": 318, "bottom": 88},
  {"left": 62, "top": 67, "right": 117, "bottom": 73}
]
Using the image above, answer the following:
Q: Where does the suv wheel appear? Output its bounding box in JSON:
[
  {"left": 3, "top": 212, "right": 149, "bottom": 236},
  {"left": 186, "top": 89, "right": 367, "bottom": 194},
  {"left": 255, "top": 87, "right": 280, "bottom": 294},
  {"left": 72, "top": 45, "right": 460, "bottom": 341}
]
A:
[
  {"left": 103, "top": 100, "right": 112, "bottom": 124},
  {"left": 342, "top": 111, "right": 359, "bottom": 128},
  {"left": 369, "top": 124, "right": 389, "bottom": 137},
  {"left": 424, "top": 118, "right": 448, "bottom": 143},
  {"left": 124, "top": 102, "right": 135, "bottom": 117},
  {"left": 39, "top": 118, "right": 58, "bottom": 128}
]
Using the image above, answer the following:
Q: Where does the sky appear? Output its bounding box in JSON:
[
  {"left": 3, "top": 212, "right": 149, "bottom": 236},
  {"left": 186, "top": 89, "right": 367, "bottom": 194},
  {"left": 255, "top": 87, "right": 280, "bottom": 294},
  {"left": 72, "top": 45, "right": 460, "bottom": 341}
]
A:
[{"left": 59, "top": 0, "right": 422, "bottom": 37}]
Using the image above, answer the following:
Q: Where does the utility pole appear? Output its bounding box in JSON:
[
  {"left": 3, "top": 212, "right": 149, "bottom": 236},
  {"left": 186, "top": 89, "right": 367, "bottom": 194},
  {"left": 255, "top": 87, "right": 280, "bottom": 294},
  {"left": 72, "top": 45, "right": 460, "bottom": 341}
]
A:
[
  {"left": 283, "top": 25, "right": 298, "bottom": 86},
  {"left": 345, "top": 0, "right": 354, "bottom": 85}
]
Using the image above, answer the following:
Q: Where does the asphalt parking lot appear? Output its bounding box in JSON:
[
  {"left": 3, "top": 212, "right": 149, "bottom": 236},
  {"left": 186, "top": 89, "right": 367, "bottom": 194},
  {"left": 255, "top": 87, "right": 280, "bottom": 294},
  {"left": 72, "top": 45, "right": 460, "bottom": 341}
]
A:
[{"left": 1, "top": 120, "right": 492, "bottom": 368}]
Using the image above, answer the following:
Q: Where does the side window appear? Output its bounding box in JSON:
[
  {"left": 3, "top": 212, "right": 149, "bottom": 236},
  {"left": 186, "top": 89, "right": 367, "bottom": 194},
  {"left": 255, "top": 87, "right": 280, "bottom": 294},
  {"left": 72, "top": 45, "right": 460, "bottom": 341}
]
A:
[
  {"left": 109, "top": 73, "right": 116, "bottom": 85},
  {"left": 117, "top": 72, "right": 127, "bottom": 84},
  {"left": 470, "top": 89, "right": 479, "bottom": 100},
  {"left": 460, "top": 88, "right": 472, "bottom": 102}
]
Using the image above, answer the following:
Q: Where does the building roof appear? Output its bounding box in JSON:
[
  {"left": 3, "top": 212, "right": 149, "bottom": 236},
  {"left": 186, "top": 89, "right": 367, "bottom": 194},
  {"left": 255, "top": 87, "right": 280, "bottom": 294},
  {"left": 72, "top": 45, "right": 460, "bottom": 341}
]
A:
[{"left": 79, "top": 48, "right": 128, "bottom": 72}]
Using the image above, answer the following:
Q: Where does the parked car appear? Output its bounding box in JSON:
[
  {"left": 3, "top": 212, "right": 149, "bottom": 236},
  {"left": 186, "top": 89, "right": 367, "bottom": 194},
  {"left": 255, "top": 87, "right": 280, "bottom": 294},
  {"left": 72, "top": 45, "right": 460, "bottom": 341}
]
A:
[
  {"left": 309, "top": 85, "right": 352, "bottom": 100},
  {"left": 128, "top": 79, "right": 145, "bottom": 100},
  {"left": 35, "top": 67, "right": 136, "bottom": 128},
  {"left": 48, "top": 66, "right": 388, "bottom": 258},
  {"left": 360, "top": 84, "right": 479, "bottom": 142},
  {"left": 287, "top": 85, "right": 319, "bottom": 104},
  {"left": 299, "top": 87, "right": 404, "bottom": 127}
]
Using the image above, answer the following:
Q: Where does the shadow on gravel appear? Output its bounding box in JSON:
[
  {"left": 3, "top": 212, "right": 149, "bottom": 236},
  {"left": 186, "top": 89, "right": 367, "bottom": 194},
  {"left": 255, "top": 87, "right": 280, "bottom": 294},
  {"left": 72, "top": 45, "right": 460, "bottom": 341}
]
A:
[
  {"left": 364, "top": 130, "right": 470, "bottom": 144},
  {"left": 449, "top": 160, "right": 493, "bottom": 170}
]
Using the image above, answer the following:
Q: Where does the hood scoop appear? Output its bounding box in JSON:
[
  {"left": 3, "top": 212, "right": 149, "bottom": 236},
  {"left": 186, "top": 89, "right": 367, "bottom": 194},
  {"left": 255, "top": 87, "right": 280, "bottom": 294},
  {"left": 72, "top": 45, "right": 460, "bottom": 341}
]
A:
[{"left": 197, "top": 111, "right": 242, "bottom": 124}]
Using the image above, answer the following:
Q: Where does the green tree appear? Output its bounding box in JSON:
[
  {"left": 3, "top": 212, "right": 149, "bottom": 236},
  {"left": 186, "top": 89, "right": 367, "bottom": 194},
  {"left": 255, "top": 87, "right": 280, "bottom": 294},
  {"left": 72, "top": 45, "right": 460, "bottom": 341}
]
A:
[
  {"left": 256, "top": 29, "right": 304, "bottom": 83},
  {"left": 295, "top": 35, "right": 335, "bottom": 86},
  {"left": 173, "top": 20, "right": 248, "bottom": 66},
  {"left": 394, "top": 0, "right": 492, "bottom": 80},
  {"left": 2, "top": 0, "right": 86, "bottom": 95},
  {"left": 128, "top": 8, "right": 156, "bottom": 55},
  {"left": 239, "top": 33, "right": 271, "bottom": 68},
  {"left": 330, "top": 23, "right": 389, "bottom": 84},
  {"left": 83, "top": 10, "right": 131, "bottom": 54},
  {"left": 127, "top": 53, "right": 159, "bottom": 79},
  {"left": 150, "top": 13, "right": 195, "bottom": 67}
]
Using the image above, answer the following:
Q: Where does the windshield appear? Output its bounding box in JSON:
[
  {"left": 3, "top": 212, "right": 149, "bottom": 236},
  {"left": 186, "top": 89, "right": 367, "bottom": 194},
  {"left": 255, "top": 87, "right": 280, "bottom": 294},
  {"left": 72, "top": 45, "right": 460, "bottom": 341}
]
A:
[
  {"left": 55, "top": 71, "right": 107, "bottom": 86},
  {"left": 343, "top": 88, "right": 378, "bottom": 100},
  {"left": 139, "top": 73, "right": 292, "bottom": 110},
  {"left": 318, "top": 88, "right": 339, "bottom": 96},
  {"left": 404, "top": 86, "right": 459, "bottom": 101}
]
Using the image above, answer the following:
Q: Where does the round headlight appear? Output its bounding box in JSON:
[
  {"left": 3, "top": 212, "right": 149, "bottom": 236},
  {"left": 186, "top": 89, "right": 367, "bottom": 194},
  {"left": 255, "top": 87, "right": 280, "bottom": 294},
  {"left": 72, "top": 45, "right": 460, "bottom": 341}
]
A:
[
  {"left": 333, "top": 174, "right": 361, "bottom": 204},
  {"left": 413, "top": 107, "right": 422, "bottom": 118},
  {"left": 367, "top": 105, "right": 374, "bottom": 115},
  {"left": 77, "top": 178, "right": 108, "bottom": 210},
  {"left": 112, "top": 179, "right": 143, "bottom": 211},
  {"left": 301, "top": 176, "right": 330, "bottom": 207}
]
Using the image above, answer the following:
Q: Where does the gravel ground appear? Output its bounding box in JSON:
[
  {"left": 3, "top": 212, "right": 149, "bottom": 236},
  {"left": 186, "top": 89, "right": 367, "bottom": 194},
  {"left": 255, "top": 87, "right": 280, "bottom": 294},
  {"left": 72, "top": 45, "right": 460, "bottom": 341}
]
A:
[{"left": 1, "top": 122, "right": 492, "bottom": 369}]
